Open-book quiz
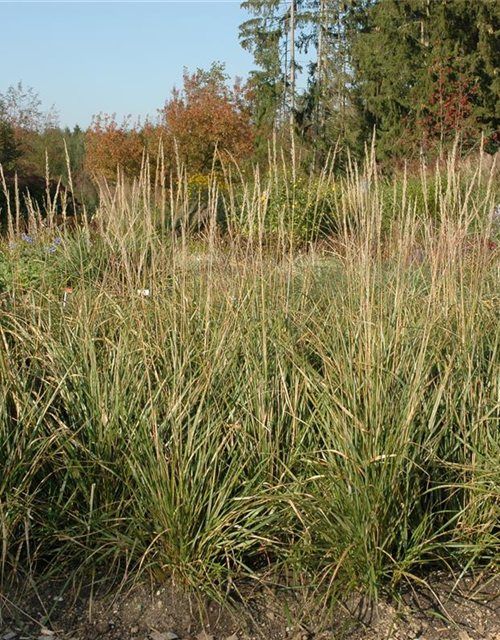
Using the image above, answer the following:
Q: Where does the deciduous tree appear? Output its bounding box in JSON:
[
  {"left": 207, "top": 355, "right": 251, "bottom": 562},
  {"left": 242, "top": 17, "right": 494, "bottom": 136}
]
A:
[
  {"left": 84, "top": 113, "right": 145, "bottom": 181},
  {"left": 159, "top": 62, "right": 254, "bottom": 175}
]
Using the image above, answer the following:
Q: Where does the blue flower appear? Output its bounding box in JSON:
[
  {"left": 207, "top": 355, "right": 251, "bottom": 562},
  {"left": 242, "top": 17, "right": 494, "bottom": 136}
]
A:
[
  {"left": 53, "top": 238, "right": 61, "bottom": 245},
  {"left": 21, "top": 233, "right": 35, "bottom": 243}
]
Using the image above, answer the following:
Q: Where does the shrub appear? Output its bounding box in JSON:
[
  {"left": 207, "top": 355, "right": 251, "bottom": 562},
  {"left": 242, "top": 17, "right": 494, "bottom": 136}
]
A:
[{"left": 230, "top": 173, "right": 339, "bottom": 243}]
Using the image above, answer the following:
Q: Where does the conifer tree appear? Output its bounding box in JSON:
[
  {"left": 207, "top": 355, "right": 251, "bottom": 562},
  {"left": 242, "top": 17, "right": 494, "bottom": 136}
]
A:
[
  {"left": 345, "top": 0, "right": 500, "bottom": 157},
  {"left": 240, "top": 0, "right": 287, "bottom": 138},
  {"left": 240, "top": 0, "right": 500, "bottom": 159},
  {"left": 240, "top": 0, "right": 310, "bottom": 149}
]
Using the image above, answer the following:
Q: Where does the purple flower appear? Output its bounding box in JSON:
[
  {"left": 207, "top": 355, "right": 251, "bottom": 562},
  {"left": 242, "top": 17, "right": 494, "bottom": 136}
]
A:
[
  {"left": 46, "top": 237, "right": 61, "bottom": 253},
  {"left": 21, "top": 233, "right": 35, "bottom": 243}
]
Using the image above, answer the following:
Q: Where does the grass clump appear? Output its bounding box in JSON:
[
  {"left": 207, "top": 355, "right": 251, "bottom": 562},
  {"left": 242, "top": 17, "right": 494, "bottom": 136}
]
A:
[{"left": 1, "top": 150, "right": 500, "bottom": 610}]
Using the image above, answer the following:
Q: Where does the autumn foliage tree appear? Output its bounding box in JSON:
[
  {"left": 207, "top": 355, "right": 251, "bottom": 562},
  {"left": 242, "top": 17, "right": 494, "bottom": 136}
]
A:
[
  {"left": 84, "top": 113, "right": 146, "bottom": 182},
  {"left": 414, "top": 58, "right": 481, "bottom": 157},
  {"left": 159, "top": 62, "right": 255, "bottom": 175},
  {"left": 84, "top": 63, "right": 255, "bottom": 184}
]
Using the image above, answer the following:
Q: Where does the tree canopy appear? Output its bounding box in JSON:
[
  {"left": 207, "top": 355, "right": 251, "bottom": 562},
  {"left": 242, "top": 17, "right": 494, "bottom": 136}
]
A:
[{"left": 239, "top": 0, "right": 500, "bottom": 161}]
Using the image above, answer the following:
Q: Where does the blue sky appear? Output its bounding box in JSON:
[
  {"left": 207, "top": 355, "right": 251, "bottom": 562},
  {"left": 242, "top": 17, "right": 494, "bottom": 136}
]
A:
[{"left": 0, "top": 1, "right": 254, "bottom": 129}]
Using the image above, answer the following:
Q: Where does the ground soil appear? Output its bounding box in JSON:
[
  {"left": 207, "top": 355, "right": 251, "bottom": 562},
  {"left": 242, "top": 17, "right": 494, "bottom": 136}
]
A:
[{"left": 2, "top": 571, "right": 500, "bottom": 640}]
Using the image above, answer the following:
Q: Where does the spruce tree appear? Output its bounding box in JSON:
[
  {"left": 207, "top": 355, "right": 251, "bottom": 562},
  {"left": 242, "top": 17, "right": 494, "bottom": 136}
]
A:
[
  {"left": 240, "top": 0, "right": 287, "bottom": 141},
  {"left": 345, "top": 0, "right": 500, "bottom": 158}
]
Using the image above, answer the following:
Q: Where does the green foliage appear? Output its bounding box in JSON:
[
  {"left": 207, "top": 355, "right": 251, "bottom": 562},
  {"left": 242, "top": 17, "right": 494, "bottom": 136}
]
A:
[
  {"left": 240, "top": 1, "right": 500, "bottom": 160},
  {"left": 225, "top": 164, "right": 340, "bottom": 242},
  {"left": 0, "top": 82, "right": 60, "bottom": 173},
  {"left": 0, "top": 235, "right": 53, "bottom": 293},
  {"left": 264, "top": 174, "right": 338, "bottom": 240},
  {"left": 240, "top": 0, "right": 287, "bottom": 137},
  {"left": 346, "top": 0, "right": 500, "bottom": 158},
  {"left": 0, "top": 120, "right": 21, "bottom": 171},
  {"left": 0, "top": 230, "right": 103, "bottom": 296}
]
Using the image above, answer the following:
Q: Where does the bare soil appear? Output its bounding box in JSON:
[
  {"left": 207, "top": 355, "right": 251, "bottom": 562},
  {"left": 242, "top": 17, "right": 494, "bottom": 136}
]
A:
[{"left": 2, "top": 571, "right": 500, "bottom": 640}]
